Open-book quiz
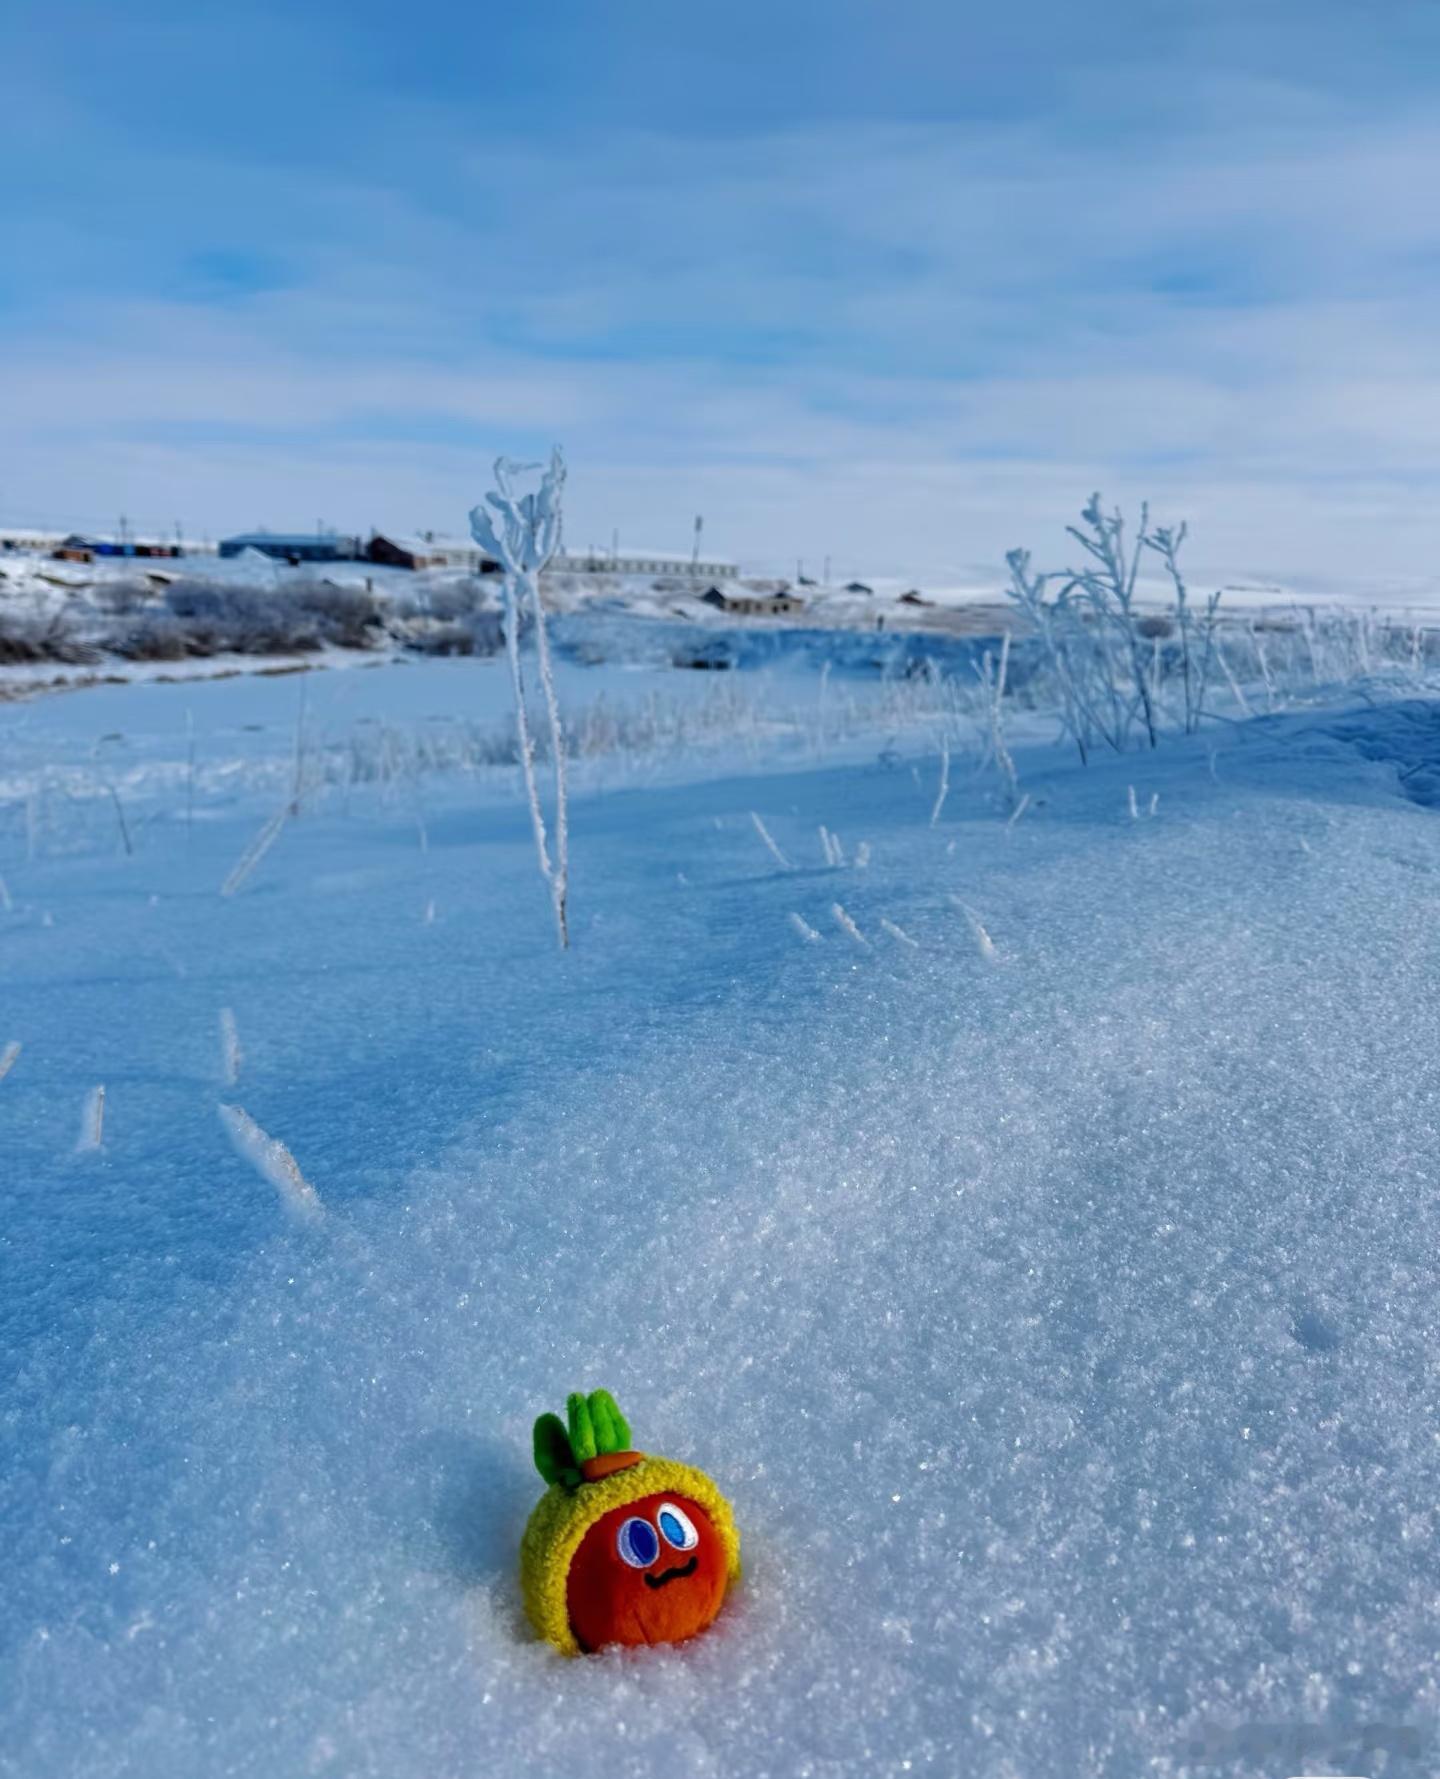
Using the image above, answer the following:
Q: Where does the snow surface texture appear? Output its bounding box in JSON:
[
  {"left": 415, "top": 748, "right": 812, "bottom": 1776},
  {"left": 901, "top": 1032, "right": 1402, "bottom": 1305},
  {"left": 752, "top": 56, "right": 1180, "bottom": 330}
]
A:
[{"left": 5, "top": 661, "right": 1440, "bottom": 1777}]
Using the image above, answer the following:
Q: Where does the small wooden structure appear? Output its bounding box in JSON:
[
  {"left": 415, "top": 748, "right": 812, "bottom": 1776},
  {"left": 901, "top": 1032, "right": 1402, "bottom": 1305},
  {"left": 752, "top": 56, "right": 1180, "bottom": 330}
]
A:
[{"left": 700, "top": 585, "right": 804, "bottom": 617}]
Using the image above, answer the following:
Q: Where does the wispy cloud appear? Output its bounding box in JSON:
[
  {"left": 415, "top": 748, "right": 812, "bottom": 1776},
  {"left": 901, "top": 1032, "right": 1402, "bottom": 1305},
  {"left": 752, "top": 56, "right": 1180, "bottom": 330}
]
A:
[{"left": 4, "top": 2, "right": 1440, "bottom": 588}]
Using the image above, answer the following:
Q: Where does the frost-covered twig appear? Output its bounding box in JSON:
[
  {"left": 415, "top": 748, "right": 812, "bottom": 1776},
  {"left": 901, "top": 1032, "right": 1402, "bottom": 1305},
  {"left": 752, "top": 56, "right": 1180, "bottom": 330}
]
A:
[
  {"left": 929, "top": 735, "right": 950, "bottom": 828},
  {"left": 219, "top": 1104, "right": 323, "bottom": 1223},
  {"left": 0, "top": 1040, "right": 21, "bottom": 1082},
  {"left": 219, "top": 1008, "right": 242, "bottom": 1086},
  {"left": 750, "top": 811, "right": 791, "bottom": 870},
  {"left": 185, "top": 708, "right": 196, "bottom": 842},
  {"left": 470, "top": 450, "right": 570, "bottom": 948},
  {"left": 220, "top": 802, "right": 290, "bottom": 898},
  {"left": 1067, "top": 494, "right": 1158, "bottom": 749},
  {"left": 949, "top": 894, "right": 998, "bottom": 961},
  {"left": 107, "top": 785, "right": 133, "bottom": 857},
  {"left": 880, "top": 916, "right": 919, "bottom": 948},
  {"left": 77, "top": 1085, "right": 105, "bottom": 1153},
  {"left": 831, "top": 902, "right": 868, "bottom": 945},
  {"left": 289, "top": 678, "right": 309, "bottom": 816},
  {"left": 1213, "top": 637, "right": 1254, "bottom": 717},
  {"left": 978, "top": 633, "right": 1020, "bottom": 811},
  {"left": 819, "top": 825, "right": 846, "bottom": 867},
  {"left": 788, "top": 911, "right": 821, "bottom": 943}
]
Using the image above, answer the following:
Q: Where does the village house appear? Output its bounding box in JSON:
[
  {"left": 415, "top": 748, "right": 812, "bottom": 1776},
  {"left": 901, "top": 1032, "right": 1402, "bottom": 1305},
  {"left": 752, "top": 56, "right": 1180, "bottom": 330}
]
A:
[
  {"left": 365, "top": 531, "right": 498, "bottom": 573},
  {"left": 700, "top": 585, "right": 805, "bottom": 617}
]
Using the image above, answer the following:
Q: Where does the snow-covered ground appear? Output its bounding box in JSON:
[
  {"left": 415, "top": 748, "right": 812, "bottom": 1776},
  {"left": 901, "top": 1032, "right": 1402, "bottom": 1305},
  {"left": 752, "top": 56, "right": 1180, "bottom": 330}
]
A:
[{"left": 5, "top": 648, "right": 1440, "bottom": 1777}]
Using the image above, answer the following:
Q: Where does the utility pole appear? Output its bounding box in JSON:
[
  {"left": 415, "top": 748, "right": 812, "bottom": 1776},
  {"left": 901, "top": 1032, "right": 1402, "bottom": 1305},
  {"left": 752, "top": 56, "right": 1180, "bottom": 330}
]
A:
[
  {"left": 693, "top": 514, "right": 703, "bottom": 568},
  {"left": 823, "top": 554, "right": 831, "bottom": 585},
  {"left": 612, "top": 527, "right": 619, "bottom": 564}
]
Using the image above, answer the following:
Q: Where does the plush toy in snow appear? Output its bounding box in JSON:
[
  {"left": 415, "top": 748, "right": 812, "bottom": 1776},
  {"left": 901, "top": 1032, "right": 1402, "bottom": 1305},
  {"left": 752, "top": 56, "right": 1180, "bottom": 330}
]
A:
[{"left": 520, "top": 1389, "right": 740, "bottom": 1655}]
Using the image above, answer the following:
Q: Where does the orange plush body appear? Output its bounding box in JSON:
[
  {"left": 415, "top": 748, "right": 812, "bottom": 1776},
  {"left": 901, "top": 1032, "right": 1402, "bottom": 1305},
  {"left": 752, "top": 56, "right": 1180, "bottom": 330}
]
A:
[
  {"left": 565, "top": 1491, "right": 729, "bottom": 1651},
  {"left": 520, "top": 1391, "right": 742, "bottom": 1656}
]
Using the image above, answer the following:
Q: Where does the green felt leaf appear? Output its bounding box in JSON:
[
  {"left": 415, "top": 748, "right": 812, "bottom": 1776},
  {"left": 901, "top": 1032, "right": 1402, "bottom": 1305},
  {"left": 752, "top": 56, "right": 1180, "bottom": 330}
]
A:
[
  {"left": 566, "top": 1391, "right": 598, "bottom": 1463},
  {"left": 533, "top": 1412, "right": 579, "bottom": 1488},
  {"left": 587, "top": 1389, "right": 631, "bottom": 1455}
]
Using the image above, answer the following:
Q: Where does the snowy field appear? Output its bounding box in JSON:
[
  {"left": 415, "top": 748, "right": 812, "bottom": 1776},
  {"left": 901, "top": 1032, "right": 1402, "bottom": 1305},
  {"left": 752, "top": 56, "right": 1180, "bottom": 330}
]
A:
[{"left": 5, "top": 645, "right": 1440, "bottom": 1777}]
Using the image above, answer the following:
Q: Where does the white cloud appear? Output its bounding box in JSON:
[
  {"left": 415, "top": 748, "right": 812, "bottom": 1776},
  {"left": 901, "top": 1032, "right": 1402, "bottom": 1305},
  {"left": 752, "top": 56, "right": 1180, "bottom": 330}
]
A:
[{"left": 5, "top": 94, "right": 1440, "bottom": 591}]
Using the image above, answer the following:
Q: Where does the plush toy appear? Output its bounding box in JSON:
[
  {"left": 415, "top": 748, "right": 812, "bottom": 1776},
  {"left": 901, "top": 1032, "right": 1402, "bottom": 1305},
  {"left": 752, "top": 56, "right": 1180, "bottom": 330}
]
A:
[{"left": 519, "top": 1389, "right": 741, "bottom": 1655}]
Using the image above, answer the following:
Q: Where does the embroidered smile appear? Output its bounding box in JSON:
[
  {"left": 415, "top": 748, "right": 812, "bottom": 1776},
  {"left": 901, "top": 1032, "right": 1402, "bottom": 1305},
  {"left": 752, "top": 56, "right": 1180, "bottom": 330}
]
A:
[{"left": 643, "top": 1556, "right": 699, "bottom": 1590}]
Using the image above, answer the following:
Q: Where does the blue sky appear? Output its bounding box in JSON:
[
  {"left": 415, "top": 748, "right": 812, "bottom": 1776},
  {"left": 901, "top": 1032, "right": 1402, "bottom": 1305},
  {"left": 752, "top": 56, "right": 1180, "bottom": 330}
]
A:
[{"left": 4, "top": 1, "right": 1440, "bottom": 585}]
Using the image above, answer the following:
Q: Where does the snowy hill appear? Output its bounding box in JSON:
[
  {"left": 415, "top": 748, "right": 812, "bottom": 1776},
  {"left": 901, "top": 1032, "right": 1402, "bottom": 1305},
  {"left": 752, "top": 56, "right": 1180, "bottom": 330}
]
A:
[{"left": 4, "top": 649, "right": 1440, "bottom": 1776}]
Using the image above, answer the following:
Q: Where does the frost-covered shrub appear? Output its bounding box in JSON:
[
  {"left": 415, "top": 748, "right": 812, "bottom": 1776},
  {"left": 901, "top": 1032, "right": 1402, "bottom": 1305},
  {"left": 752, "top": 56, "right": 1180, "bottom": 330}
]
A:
[
  {"left": 161, "top": 581, "right": 319, "bottom": 654},
  {"left": 290, "top": 581, "right": 384, "bottom": 649},
  {"left": 402, "top": 614, "right": 504, "bottom": 657},
  {"left": 90, "top": 579, "right": 157, "bottom": 617},
  {"left": 110, "top": 615, "right": 197, "bottom": 661},
  {"left": 425, "top": 578, "right": 495, "bottom": 622},
  {"left": 1005, "top": 494, "right": 1220, "bottom": 759},
  {"left": 0, "top": 611, "right": 98, "bottom": 665},
  {"left": 155, "top": 580, "right": 389, "bottom": 656}
]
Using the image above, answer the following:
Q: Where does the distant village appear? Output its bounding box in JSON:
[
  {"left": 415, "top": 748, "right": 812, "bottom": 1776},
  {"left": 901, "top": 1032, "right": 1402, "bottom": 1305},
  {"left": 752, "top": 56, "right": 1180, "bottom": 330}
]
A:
[{"left": 0, "top": 525, "right": 829, "bottom": 618}]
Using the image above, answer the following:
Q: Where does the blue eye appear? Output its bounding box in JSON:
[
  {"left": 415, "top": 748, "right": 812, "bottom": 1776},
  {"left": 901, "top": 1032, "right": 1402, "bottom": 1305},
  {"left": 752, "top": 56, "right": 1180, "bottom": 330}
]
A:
[
  {"left": 656, "top": 1502, "right": 699, "bottom": 1551},
  {"left": 616, "top": 1516, "right": 659, "bottom": 1568}
]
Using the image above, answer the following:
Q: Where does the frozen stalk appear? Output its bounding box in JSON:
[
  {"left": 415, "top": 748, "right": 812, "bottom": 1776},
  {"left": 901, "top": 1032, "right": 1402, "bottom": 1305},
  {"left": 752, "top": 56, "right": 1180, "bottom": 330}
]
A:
[
  {"left": 77, "top": 1085, "right": 105, "bottom": 1153},
  {"left": 1006, "top": 793, "right": 1031, "bottom": 830},
  {"left": 0, "top": 873, "right": 11, "bottom": 912},
  {"left": 788, "top": 911, "right": 821, "bottom": 943},
  {"left": 1127, "top": 784, "right": 1140, "bottom": 821},
  {"left": 949, "top": 894, "right": 998, "bottom": 961},
  {"left": 219, "top": 1008, "right": 242, "bottom": 1086},
  {"left": 831, "top": 902, "right": 868, "bottom": 945},
  {"left": 0, "top": 1040, "right": 21, "bottom": 1082},
  {"left": 979, "top": 635, "right": 1021, "bottom": 812},
  {"left": 470, "top": 450, "right": 571, "bottom": 949},
  {"left": 880, "top": 916, "right": 919, "bottom": 948},
  {"left": 219, "top": 1104, "right": 323, "bottom": 1223},
  {"left": 854, "top": 841, "right": 871, "bottom": 869},
  {"left": 221, "top": 803, "right": 290, "bottom": 898},
  {"left": 929, "top": 736, "right": 951, "bottom": 828},
  {"left": 749, "top": 811, "right": 791, "bottom": 870},
  {"left": 819, "top": 825, "right": 846, "bottom": 867}
]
